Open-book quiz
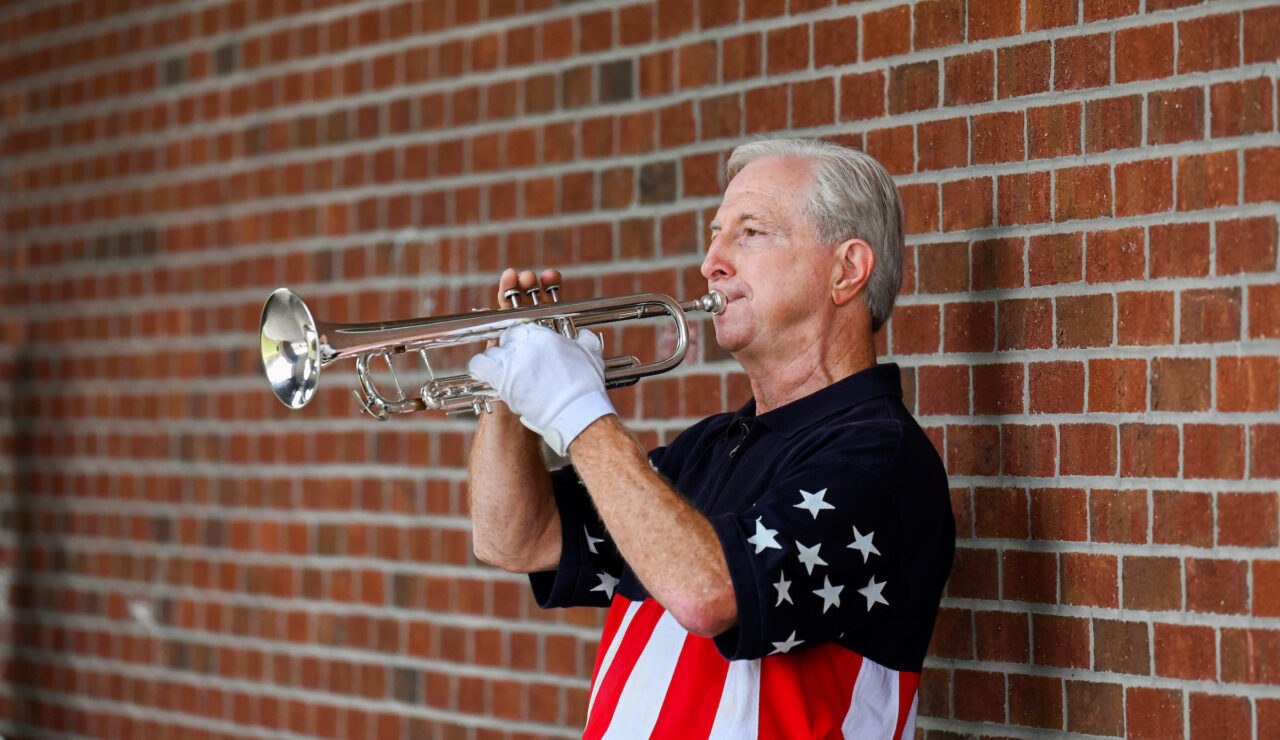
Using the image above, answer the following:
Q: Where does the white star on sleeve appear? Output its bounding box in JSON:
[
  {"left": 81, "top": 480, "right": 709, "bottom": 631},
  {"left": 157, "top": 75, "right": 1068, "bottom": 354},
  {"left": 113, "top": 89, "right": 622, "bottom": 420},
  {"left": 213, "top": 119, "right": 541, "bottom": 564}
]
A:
[
  {"left": 584, "top": 526, "right": 605, "bottom": 555},
  {"left": 773, "top": 572, "right": 793, "bottom": 606},
  {"left": 770, "top": 631, "right": 804, "bottom": 655},
  {"left": 591, "top": 571, "right": 620, "bottom": 599},
  {"left": 793, "top": 488, "right": 835, "bottom": 518},
  {"left": 747, "top": 517, "right": 783, "bottom": 554},
  {"left": 813, "top": 576, "right": 844, "bottom": 613},
  {"left": 857, "top": 575, "right": 888, "bottom": 611},
  {"left": 795, "top": 541, "right": 827, "bottom": 574},
  {"left": 848, "top": 525, "right": 880, "bottom": 563}
]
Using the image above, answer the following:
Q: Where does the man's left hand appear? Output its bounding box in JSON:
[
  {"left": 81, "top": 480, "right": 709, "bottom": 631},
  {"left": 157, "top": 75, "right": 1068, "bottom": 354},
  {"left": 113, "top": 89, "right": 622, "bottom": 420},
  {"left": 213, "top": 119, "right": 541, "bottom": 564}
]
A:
[{"left": 468, "top": 324, "right": 617, "bottom": 456}]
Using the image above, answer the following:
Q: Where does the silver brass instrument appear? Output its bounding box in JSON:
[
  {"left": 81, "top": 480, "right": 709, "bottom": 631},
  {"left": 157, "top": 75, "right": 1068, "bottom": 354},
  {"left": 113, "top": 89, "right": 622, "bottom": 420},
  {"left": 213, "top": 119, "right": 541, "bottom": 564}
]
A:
[{"left": 260, "top": 284, "right": 726, "bottom": 419}]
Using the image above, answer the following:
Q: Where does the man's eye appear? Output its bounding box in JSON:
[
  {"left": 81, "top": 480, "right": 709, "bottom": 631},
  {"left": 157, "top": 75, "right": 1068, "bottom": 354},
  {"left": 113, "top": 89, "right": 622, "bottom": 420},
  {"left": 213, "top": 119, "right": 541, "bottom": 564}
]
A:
[{"left": 745, "top": 228, "right": 760, "bottom": 237}]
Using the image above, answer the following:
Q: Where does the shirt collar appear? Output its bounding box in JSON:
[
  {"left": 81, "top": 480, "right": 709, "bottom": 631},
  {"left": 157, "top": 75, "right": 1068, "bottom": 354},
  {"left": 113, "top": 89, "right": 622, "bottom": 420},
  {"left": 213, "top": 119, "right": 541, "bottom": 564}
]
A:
[{"left": 731, "top": 363, "right": 904, "bottom": 438}]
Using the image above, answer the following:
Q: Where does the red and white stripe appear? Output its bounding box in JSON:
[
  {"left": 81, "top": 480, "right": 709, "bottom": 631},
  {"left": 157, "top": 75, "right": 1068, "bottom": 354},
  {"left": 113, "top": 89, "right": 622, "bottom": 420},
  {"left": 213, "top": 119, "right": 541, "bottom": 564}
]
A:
[{"left": 583, "top": 597, "right": 920, "bottom": 740}]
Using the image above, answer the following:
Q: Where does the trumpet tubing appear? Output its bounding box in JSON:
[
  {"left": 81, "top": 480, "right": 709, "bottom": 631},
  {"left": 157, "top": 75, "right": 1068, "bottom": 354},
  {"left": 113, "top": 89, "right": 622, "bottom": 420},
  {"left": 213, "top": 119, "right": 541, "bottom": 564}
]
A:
[{"left": 259, "top": 286, "right": 726, "bottom": 419}]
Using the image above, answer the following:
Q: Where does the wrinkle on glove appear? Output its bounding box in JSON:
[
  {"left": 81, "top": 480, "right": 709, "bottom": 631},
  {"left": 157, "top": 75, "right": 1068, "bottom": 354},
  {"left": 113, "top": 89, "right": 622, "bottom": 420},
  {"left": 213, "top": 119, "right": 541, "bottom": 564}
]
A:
[{"left": 468, "top": 324, "right": 617, "bottom": 456}]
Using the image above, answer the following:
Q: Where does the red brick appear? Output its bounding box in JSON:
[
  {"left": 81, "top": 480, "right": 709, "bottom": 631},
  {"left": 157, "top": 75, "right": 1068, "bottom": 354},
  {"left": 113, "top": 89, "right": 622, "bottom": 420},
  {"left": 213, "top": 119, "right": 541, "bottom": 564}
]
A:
[
  {"left": 916, "top": 118, "right": 969, "bottom": 171},
  {"left": 1218, "top": 217, "right": 1279, "bottom": 274},
  {"left": 1211, "top": 78, "right": 1274, "bottom": 138},
  {"left": 1028, "top": 103, "right": 1082, "bottom": 159},
  {"left": 900, "top": 183, "right": 939, "bottom": 235},
  {"left": 1222, "top": 628, "right": 1280, "bottom": 684},
  {"left": 1008, "top": 673, "right": 1063, "bottom": 729},
  {"left": 1115, "top": 159, "right": 1173, "bottom": 217},
  {"left": 1256, "top": 560, "right": 1280, "bottom": 616},
  {"left": 1152, "top": 355, "right": 1208, "bottom": 409},
  {"left": 1028, "top": 0, "right": 1078, "bottom": 30},
  {"left": 864, "top": 125, "right": 913, "bottom": 175},
  {"left": 1252, "top": 425, "right": 1280, "bottom": 478},
  {"left": 1116, "top": 24, "right": 1174, "bottom": 83},
  {"left": 1055, "top": 294, "right": 1113, "bottom": 348},
  {"left": 914, "top": 0, "right": 965, "bottom": 51},
  {"left": 1095, "top": 618, "right": 1152, "bottom": 673},
  {"left": 1062, "top": 552, "right": 1118, "bottom": 607},
  {"left": 1002, "top": 549, "right": 1057, "bottom": 604},
  {"left": 1127, "top": 687, "right": 1184, "bottom": 740},
  {"left": 789, "top": 78, "right": 835, "bottom": 128},
  {"left": 917, "top": 365, "right": 970, "bottom": 415},
  {"left": 1218, "top": 356, "right": 1280, "bottom": 412},
  {"left": 930, "top": 607, "right": 974, "bottom": 659},
  {"left": 911, "top": 241, "right": 971, "bottom": 291},
  {"left": 1120, "top": 423, "right": 1180, "bottom": 478},
  {"left": 1250, "top": 284, "right": 1280, "bottom": 339},
  {"left": 997, "top": 171, "right": 1052, "bottom": 226},
  {"left": 1059, "top": 424, "right": 1116, "bottom": 476},
  {"left": 1088, "top": 227, "right": 1147, "bottom": 282},
  {"left": 997, "top": 42, "right": 1051, "bottom": 99},
  {"left": 1083, "top": 0, "right": 1140, "bottom": 21},
  {"left": 890, "top": 304, "right": 940, "bottom": 355},
  {"left": 1177, "top": 151, "right": 1239, "bottom": 211},
  {"left": 1029, "top": 232, "right": 1082, "bottom": 285},
  {"left": 1187, "top": 557, "right": 1249, "bottom": 614},
  {"left": 953, "top": 670, "right": 1006, "bottom": 723},
  {"left": 972, "top": 237, "right": 1025, "bottom": 290},
  {"left": 969, "top": 0, "right": 1021, "bottom": 41},
  {"left": 1186, "top": 424, "right": 1246, "bottom": 480},
  {"left": 1029, "top": 361, "right": 1083, "bottom": 413},
  {"left": 949, "top": 547, "right": 1000, "bottom": 599},
  {"left": 1218, "top": 492, "right": 1279, "bottom": 547},
  {"left": 972, "top": 111, "right": 1025, "bottom": 164},
  {"left": 1149, "top": 221, "right": 1210, "bottom": 278},
  {"left": 888, "top": 60, "right": 939, "bottom": 113},
  {"left": 976, "top": 486, "right": 1029, "bottom": 539},
  {"left": 1066, "top": 680, "right": 1124, "bottom": 735},
  {"left": 1180, "top": 287, "right": 1241, "bottom": 344},
  {"left": 1123, "top": 556, "right": 1182, "bottom": 612},
  {"left": 944, "top": 50, "right": 995, "bottom": 106},
  {"left": 860, "top": 6, "right": 907, "bottom": 61},
  {"left": 1001, "top": 424, "right": 1056, "bottom": 477},
  {"left": 946, "top": 424, "right": 1000, "bottom": 476},
  {"left": 944, "top": 301, "right": 995, "bottom": 352},
  {"left": 1149, "top": 87, "right": 1205, "bottom": 145},
  {"left": 721, "top": 33, "right": 763, "bottom": 82},
  {"left": 838, "top": 71, "right": 885, "bottom": 121},
  {"left": 765, "top": 24, "right": 808, "bottom": 74},
  {"left": 998, "top": 298, "right": 1053, "bottom": 350},
  {"left": 1031, "top": 488, "right": 1087, "bottom": 541},
  {"left": 1090, "top": 489, "right": 1149, "bottom": 544},
  {"left": 1055, "top": 34, "right": 1109, "bottom": 90},
  {"left": 1190, "top": 693, "right": 1252, "bottom": 740},
  {"left": 1116, "top": 290, "right": 1174, "bottom": 346},
  {"left": 973, "top": 363, "right": 1025, "bottom": 415},
  {"left": 1089, "top": 357, "right": 1147, "bottom": 413},
  {"left": 1154, "top": 622, "right": 1217, "bottom": 680},
  {"left": 976, "top": 610, "right": 1029, "bottom": 662},
  {"left": 1054, "top": 164, "right": 1111, "bottom": 221},
  {"left": 1178, "top": 12, "right": 1241, "bottom": 73},
  {"left": 1154, "top": 490, "right": 1214, "bottom": 547},
  {"left": 1245, "top": 6, "right": 1280, "bottom": 63},
  {"left": 1033, "top": 613, "right": 1089, "bottom": 668},
  {"left": 1085, "top": 95, "right": 1142, "bottom": 152}
]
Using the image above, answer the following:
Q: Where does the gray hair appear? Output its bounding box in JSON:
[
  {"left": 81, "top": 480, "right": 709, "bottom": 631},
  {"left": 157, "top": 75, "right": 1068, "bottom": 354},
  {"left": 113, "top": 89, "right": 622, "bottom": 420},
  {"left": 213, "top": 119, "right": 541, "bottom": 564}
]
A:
[{"left": 724, "top": 138, "right": 905, "bottom": 333}]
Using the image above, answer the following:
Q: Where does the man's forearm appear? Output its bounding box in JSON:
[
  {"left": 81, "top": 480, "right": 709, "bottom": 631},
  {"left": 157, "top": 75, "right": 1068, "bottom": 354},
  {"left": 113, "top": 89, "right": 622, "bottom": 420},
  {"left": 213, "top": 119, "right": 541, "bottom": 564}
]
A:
[
  {"left": 569, "top": 415, "right": 738, "bottom": 637},
  {"left": 467, "top": 405, "right": 562, "bottom": 572}
]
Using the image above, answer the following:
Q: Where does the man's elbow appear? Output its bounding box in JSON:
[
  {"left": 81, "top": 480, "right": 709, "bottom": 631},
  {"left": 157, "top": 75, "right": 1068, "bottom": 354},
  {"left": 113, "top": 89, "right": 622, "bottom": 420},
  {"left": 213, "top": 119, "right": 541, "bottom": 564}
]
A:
[{"left": 667, "top": 587, "right": 738, "bottom": 638}]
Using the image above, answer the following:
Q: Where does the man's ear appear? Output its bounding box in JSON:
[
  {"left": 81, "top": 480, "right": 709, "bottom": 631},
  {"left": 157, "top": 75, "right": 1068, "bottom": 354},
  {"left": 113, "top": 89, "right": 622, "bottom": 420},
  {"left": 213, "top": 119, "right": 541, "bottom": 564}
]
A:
[{"left": 831, "top": 239, "right": 875, "bottom": 307}]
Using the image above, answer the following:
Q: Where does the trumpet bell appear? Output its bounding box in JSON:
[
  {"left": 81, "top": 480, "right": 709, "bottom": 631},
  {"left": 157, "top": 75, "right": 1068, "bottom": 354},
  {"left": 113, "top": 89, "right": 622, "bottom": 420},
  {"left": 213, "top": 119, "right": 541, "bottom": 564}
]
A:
[{"left": 261, "top": 288, "right": 322, "bottom": 409}]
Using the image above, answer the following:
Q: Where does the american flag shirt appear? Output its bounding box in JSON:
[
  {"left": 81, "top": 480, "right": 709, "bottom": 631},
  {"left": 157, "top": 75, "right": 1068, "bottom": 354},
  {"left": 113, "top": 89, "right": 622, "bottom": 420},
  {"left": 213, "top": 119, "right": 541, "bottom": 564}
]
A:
[{"left": 530, "top": 363, "right": 955, "bottom": 739}]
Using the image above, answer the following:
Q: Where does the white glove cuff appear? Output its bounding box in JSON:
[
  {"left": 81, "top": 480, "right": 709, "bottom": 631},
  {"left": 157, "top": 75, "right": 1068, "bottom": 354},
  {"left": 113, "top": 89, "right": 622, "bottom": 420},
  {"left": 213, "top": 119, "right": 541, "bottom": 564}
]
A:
[{"left": 523, "top": 389, "right": 616, "bottom": 456}]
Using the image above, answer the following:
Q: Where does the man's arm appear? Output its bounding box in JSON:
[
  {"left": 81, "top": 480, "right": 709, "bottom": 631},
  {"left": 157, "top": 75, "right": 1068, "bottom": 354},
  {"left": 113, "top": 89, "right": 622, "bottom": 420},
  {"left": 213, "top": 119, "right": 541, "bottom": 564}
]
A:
[
  {"left": 466, "top": 405, "right": 562, "bottom": 573},
  {"left": 569, "top": 415, "right": 738, "bottom": 637}
]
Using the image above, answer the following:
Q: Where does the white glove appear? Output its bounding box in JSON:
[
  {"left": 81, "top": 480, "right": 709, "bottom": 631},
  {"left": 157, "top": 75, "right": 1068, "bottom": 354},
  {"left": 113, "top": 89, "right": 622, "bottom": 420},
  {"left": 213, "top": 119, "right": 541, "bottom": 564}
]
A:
[{"left": 467, "top": 323, "right": 616, "bottom": 456}]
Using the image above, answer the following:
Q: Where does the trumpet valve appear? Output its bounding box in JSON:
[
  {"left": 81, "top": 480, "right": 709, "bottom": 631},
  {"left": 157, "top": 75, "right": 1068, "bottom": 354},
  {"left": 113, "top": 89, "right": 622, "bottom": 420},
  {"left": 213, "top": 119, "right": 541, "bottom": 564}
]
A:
[
  {"left": 525, "top": 286, "right": 542, "bottom": 305},
  {"left": 503, "top": 288, "right": 522, "bottom": 307}
]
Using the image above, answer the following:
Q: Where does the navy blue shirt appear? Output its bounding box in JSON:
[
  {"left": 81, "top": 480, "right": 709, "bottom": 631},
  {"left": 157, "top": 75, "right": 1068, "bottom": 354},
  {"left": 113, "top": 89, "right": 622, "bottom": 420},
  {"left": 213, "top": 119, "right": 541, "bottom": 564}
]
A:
[{"left": 531, "top": 363, "right": 955, "bottom": 673}]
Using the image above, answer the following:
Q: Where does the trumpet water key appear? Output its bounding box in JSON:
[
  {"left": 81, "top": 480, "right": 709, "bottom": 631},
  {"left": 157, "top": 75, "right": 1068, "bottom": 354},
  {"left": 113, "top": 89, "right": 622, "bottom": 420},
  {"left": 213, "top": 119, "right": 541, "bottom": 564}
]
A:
[{"left": 259, "top": 285, "right": 726, "bottom": 419}]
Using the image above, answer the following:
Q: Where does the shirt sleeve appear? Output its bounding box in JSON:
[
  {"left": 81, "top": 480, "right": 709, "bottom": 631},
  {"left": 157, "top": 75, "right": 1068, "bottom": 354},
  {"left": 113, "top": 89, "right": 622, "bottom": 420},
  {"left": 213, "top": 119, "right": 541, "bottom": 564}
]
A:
[
  {"left": 528, "top": 464, "right": 629, "bottom": 609},
  {"left": 708, "top": 460, "right": 909, "bottom": 661}
]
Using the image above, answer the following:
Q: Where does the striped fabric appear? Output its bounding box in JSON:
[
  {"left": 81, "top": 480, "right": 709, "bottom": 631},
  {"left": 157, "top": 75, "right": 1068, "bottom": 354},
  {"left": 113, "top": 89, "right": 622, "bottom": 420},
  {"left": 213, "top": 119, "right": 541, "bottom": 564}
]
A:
[{"left": 583, "top": 596, "right": 920, "bottom": 740}]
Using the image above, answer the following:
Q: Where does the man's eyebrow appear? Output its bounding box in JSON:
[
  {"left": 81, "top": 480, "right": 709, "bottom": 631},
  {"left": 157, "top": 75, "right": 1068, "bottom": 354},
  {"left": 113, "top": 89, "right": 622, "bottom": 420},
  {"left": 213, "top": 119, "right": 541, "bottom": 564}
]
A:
[{"left": 710, "top": 212, "right": 771, "bottom": 231}]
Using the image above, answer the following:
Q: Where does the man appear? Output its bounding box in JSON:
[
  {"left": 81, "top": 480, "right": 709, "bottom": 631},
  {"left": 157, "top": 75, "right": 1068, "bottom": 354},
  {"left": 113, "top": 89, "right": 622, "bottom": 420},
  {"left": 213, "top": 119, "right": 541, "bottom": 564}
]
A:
[{"left": 466, "top": 139, "right": 954, "bottom": 739}]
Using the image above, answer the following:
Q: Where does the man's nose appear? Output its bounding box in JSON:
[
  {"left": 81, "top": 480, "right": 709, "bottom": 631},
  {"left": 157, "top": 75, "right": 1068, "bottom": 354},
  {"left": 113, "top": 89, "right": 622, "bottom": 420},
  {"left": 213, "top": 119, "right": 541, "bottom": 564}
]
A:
[{"left": 701, "top": 234, "right": 733, "bottom": 281}]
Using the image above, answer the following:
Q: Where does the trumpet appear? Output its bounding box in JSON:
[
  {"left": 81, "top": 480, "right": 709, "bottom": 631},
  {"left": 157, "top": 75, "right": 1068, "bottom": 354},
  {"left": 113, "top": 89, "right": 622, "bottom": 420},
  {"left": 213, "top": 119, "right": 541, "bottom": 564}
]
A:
[{"left": 260, "top": 284, "right": 726, "bottom": 419}]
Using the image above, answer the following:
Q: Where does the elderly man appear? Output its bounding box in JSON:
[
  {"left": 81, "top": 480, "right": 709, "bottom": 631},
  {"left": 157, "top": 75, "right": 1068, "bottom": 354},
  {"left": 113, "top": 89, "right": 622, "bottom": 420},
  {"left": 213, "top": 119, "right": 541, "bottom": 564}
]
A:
[{"left": 467, "top": 138, "right": 954, "bottom": 739}]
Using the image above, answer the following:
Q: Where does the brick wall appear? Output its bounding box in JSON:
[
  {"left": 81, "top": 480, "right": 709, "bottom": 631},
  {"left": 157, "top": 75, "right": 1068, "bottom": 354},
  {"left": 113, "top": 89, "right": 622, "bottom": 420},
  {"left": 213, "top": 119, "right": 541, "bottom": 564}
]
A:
[{"left": 1, "top": 0, "right": 1277, "bottom": 738}]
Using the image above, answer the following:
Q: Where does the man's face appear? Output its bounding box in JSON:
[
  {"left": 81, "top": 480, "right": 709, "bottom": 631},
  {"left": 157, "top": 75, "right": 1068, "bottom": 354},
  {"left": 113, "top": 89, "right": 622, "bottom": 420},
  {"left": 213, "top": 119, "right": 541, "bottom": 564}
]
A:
[{"left": 701, "top": 155, "right": 835, "bottom": 363}]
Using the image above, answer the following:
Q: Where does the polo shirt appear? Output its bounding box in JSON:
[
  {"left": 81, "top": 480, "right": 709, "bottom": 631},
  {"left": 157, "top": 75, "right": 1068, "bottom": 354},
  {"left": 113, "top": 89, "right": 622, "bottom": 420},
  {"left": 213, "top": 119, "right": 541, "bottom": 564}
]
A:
[{"left": 530, "top": 363, "right": 955, "bottom": 739}]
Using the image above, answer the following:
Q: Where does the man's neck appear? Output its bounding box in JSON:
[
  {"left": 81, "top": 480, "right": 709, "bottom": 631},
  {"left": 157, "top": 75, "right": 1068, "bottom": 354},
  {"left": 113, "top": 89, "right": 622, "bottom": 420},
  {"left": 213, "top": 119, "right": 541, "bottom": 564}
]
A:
[{"left": 739, "top": 333, "right": 878, "bottom": 414}]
